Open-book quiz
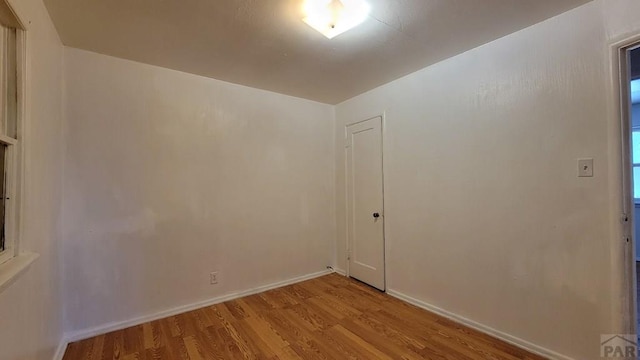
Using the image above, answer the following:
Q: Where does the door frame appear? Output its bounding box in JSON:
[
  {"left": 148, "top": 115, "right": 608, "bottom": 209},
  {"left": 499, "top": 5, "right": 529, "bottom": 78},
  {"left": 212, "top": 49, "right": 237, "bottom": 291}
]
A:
[
  {"left": 611, "top": 33, "right": 640, "bottom": 336},
  {"left": 344, "top": 113, "right": 387, "bottom": 290}
]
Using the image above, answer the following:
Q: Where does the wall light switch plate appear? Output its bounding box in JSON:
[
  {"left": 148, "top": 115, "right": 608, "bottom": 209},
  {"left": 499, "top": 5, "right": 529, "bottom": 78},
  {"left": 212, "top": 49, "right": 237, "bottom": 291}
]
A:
[{"left": 578, "top": 158, "right": 594, "bottom": 177}]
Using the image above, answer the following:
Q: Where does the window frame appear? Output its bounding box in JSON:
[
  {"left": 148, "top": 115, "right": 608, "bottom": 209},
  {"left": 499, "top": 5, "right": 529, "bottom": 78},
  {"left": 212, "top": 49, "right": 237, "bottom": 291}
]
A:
[{"left": 0, "top": 26, "right": 25, "bottom": 266}]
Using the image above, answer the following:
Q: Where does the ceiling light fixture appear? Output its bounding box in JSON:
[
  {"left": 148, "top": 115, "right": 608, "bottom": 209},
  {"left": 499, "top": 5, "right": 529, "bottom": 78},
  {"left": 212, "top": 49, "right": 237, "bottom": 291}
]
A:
[{"left": 302, "top": 0, "right": 371, "bottom": 39}]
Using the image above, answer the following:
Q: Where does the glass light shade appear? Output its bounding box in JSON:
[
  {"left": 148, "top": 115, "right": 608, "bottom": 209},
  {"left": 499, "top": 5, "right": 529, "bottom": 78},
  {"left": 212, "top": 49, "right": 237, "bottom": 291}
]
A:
[{"left": 302, "top": 0, "right": 370, "bottom": 39}]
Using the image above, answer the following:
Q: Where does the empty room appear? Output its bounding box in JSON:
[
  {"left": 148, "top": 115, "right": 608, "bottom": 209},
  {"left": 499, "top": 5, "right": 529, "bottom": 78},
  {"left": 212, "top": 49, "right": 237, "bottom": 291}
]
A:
[{"left": 1, "top": 0, "right": 640, "bottom": 359}]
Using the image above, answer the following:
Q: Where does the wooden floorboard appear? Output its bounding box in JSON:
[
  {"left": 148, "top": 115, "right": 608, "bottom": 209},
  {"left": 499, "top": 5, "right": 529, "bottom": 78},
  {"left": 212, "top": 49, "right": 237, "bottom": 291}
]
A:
[{"left": 62, "top": 274, "right": 546, "bottom": 360}]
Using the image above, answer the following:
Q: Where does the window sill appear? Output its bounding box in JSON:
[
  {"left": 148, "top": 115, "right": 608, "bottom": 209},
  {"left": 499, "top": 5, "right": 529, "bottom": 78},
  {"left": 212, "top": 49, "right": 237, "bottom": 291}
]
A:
[{"left": 0, "top": 252, "right": 39, "bottom": 294}]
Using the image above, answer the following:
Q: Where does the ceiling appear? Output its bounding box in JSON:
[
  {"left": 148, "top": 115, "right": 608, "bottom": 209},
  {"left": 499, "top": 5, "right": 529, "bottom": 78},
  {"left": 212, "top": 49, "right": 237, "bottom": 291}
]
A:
[{"left": 43, "top": 0, "right": 591, "bottom": 104}]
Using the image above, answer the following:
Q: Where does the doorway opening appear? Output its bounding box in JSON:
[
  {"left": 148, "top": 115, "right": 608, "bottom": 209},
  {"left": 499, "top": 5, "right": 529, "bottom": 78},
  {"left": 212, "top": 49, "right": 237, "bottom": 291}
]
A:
[
  {"left": 630, "top": 46, "right": 640, "bottom": 340},
  {"left": 619, "top": 37, "right": 640, "bottom": 342},
  {"left": 608, "top": 27, "right": 640, "bottom": 344}
]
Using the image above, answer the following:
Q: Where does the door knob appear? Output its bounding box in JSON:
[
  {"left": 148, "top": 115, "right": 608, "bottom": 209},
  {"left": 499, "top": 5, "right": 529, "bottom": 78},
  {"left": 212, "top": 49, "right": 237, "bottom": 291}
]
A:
[{"left": 373, "top": 212, "right": 380, "bottom": 218}]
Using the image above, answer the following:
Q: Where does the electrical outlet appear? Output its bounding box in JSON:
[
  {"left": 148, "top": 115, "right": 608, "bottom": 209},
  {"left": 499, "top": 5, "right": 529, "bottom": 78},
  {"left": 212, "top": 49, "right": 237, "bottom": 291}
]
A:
[{"left": 210, "top": 272, "right": 219, "bottom": 285}]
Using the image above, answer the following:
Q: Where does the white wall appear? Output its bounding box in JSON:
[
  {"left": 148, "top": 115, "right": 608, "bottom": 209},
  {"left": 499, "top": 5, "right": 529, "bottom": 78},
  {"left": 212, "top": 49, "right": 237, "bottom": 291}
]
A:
[
  {"left": 61, "top": 48, "right": 335, "bottom": 334},
  {"left": 0, "top": 0, "right": 65, "bottom": 359},
  {"left": 335, "top": 1, "right": 640, "bottom": 359}
]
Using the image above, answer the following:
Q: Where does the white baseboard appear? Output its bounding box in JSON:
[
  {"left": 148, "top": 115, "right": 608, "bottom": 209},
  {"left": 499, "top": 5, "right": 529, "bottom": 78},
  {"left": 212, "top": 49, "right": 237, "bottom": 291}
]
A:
[
  {"left": 63, "top": 269, "right": 332, "bottom": 344},
  {"left": 333, "top": 267, "right": 347, "bottom": 276},
  {"left": 52, "top": 340, "right": 67, "bottom": 360},
  {"left": 387, "top": 289, "right": 574, "bottom": 360}
]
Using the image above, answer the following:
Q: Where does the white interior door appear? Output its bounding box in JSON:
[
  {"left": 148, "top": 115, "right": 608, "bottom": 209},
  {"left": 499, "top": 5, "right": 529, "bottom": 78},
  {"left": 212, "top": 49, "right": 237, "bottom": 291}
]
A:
[{"left": 346, "top": 117, "right": 385, "bottom": 291}]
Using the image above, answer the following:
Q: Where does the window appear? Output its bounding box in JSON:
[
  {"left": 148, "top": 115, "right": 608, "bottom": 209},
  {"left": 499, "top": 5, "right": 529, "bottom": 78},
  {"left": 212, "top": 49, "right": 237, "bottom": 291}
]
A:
[
  {"left": 0, "top": 21, "right": 20, "bottom": 265},
  {"left": 633, "top": 129, "right": 640, "bottom": 201},
  {"left": 633, "top": 77, "right": 640, "bottom": 201}
]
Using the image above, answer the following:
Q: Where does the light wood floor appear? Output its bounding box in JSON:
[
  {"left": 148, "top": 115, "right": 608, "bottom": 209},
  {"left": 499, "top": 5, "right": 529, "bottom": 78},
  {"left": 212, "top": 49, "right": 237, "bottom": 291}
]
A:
[{"left": 62, "top": 274, "right": 545, "bottom": 360}]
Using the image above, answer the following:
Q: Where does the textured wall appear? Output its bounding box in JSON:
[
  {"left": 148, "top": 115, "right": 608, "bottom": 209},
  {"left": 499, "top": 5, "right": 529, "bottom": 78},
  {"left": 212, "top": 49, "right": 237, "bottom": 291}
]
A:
[
  {"left": 61, "top": 48, "right": 336, "bottom": 335},
  {"left": 334, "top": 2, "right": 640, "bottom": 359}
]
